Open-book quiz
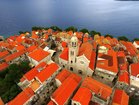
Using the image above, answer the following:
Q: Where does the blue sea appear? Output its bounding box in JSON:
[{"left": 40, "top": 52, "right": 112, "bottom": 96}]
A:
[{"left": 0, "top": 0, "right": 139, "bottom": 39}]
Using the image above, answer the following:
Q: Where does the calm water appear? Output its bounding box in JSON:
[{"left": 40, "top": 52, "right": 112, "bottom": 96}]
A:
[{"left": 0, "top": 0, "right": 139, "bottom": 39}]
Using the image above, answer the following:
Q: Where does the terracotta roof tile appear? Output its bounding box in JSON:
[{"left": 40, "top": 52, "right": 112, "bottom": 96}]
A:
[
  {"left": 23, "top": 62, "right": 47, "bottom": 81},
  {"left": 55, "top": 69, "right": 71, "bottom": 83},
  {"left": 32, "top": 31, "right": 39, "bottom": 39},
  {"left": 28, "top": 48, "right": 50, "bottom": 62},
  {"left": 81, "top": 77, "right": 112, "bottom": 100},
  {"left": 79, "top": 42, "right": 93, "bottom": 60},
  {"left": 27, "top": 45, "right": 37, "bottom": 53},
  {"left": 118, "top": 71, "right": 129, "bottom": 85},
  {"left": 0, "top": 50, "right": 9, "bottom": 59},
  {"left": 89, "top": 51, "right": 96, "bottom": 70},
  {"left": 36, "top": 63, "right": 59, "bottom": 83},
  {"left": 47, "top": 101, "right": 56, "bottom": 105},
  {"left": 97, "top": 50, "right": 118, "bottom": 73},
  {"left": 72, "top": 87, "right": 92, "bottom": 105},
  {"left": 51, "top": 73, "right": 81, "bottom": 105},
  {"left": 4, "top": 50, "right": 26, "bottom": 62},
  {"left": 130, "top": 63, "right": 139, "bottom": 76},
  {"left": 8, "top": 87, "right": 34, "bottom": 105},
  {"left": 121, "top": 41, "right": 137, "bottom": 56},
  {"left": 16, "top": 35, "right": 25, "bottom": 43},
  {"left": 61, "top": 41, "right": 67, "bottom": 48},
  {"left": 135, "top": 41, "right": 139, "bottom": 45},
  {"left": 0, "top": 97, "right": 4, "bottom": 105},
  {"left": 16, "top": 45, "right": 26, "bottom": 51},
  {"left": 0, "top": 62, "right": 9, "bottom": 71},
  {"left": 59, "top": 48, "right": 68, "bottom": 61},
  {"left": 112, "top": 89, "right": 129, "bottom": 105}
]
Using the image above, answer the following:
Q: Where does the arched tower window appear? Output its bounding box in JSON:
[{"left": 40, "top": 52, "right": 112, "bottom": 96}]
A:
[
  {"left": 72, "top": 42, "right": 76, "bottom": 47},
  {"left": 70, "top": 51, "right": 74, "bottom": 55}
]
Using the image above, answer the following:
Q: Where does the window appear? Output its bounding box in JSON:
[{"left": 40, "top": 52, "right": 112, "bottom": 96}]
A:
[
  {"left": 78, "top": 70, "right": 83, "bottom": 75},
  {"left": 70, "top": 67, "right": 73, "bottom": 71},
  {"left": 131, "top": 88, "right": 135, "bottom": 91},
  {"left": 50, "top": 82, "right": 54, "bottom": 86},
  {"left": 72, "top": 42, "right": 76, "bottom": 47},
  {"left": 80, "top": 61, "right": 84, "bottom": 64},
  {"left": 70, "top": 51, "right": 74, "bottom": 55},
  {"left": 98, "top": 93, "right": 101, "bottom": 96}
]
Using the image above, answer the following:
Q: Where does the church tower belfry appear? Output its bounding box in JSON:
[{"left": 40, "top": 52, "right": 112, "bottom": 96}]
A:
[{"left": 68, "top": 33, "right": 79, "bottom": 70}]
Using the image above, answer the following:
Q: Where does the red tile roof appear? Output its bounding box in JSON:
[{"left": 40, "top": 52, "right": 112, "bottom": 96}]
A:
[
  {"left": 51, "top": 73, "right": 81, "bottom": 105},
  {"left": 16, "top": 35, "right": 25, "bottom": 43},
  {"left": 4, "top": 50, "right": 26, "bottom": 62},
  {"left": 0, "top": 50, "right": 9, "bottom": 59},
  {"left": 8, "top": 87, "right": 34, "bottom": 105},
  {"left": 61, "top": 41, "right": 67, "bottom": 48},
  {"left": 0, "top": 41, "right": 9, "bottom": 48},
  {"left": 36, "top": 63, "right": 59, "bottom": 83},
  {"left": 6, "top": 44, "right": 15, "bottom": 50},
  {"left": 0, "top": 62, "right": 9, "bottom": 71},
  {"left": 75, "top": 32, "right": 83, "bottom": 39},
  {"left": 118, "top": 71, "right": 129, "bottom": 85},
  {"left": 59, "top": 48, "right": 68, "bottom": 61},
  {"left": 117, "top": 51, "right": 125, "bottom": 57},
  {"left": 89, "top": 51, "right": 96, "bottom": 70},
  {"left": 79, "top": 42, "right": 93, "bottom": 60},
  {"left": 47, "top": 29, "right": 53, "bottom": 34},
  {"left": 97, "top": 50, "right": 118, "bottom": 73},
  {"left": 112, "top": 89, "right": 129, "bottom": 105},
  {"left": 120, "top": 41, "right": 137, "bottom": 56},
  {"left": 47, "top": 101, "right": 56, "bottom": 105},
  {"left": 23, "top": 62, "right": 47, "bottom": 81},
  {"left": 72, "top": 87, "right": 92, "bottom": 105},
  {"left": 83, "top": 37, "right": 89, "bottom": 43},
  {"left": 16, "top": 45, "right": 26, "bottom": 51},
  {"left": 0, "top": 97, "right": 4, "bottom": 105},
  {"left": 28, "top": 48, "right": 50, "bottom": 62},
  {"left": 27, "top": 45, "right": 37, "bottom": 53},
  {"left": 130, "top": 63, "right": 139, "bottom": 76},
  {"left": 135, "top": 41, "right": 139, "bottom": 45},
  {"left": 7, "top": 35, "right": 18, "bottom": 41},
  {"left": 55, "top": 69, "right": 71, "bottom": 83},
  {"left": 67, "top": 31, "right": 73, "bottom": 36},
  {"left": 81, "top": 77, "right": 112, "bottom": 100},
  {"left": 32, "top": 31, "right": 39, "bottom": 39}
]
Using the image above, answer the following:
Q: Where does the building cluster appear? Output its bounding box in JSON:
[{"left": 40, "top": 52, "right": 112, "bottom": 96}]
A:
[{"left": 0, "top": 29, "right": 139, "bottom": 105}]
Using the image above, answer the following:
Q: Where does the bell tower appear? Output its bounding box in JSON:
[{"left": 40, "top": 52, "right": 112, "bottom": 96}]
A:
[{"left": 68, "top": 33, "right": 79, "bottom": 71}]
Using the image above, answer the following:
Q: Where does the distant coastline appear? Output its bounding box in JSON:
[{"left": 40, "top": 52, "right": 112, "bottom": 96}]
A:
[{"left": 1, "top": 26, "right": 139, "bottom": 42}]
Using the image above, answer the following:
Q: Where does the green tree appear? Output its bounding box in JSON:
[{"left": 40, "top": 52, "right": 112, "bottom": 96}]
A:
[
  {"left": 118, "top": 36, "right": 129, "bottom": 41},
  {"left": 133, "top": 38, "right": 139, "bottom": 41},
  {"left": 79, "top": 28, "right": 90, "bottom": 34},
  {"left": 90, "top": 30, "right": 101, "bottom": 38},
  {"left": 105, "top": 34, "right": 113, "bottom": 38},
  {"left": 19, "top": 31, "right": 24, "bottom": 34},
  {"left": 50, "top": 26, "right": 62, "bottom": 32},
  {"left": 32, "top": 26, "right": 44, "bottom": 31},
  {"left": 19, "top": 61, "right": 31, "bottom": 73},
  {"left": 129, "top": 97, "right": 139, "bottom": 105},
  {"left": 0, "top": 62, "right": 30, "bottom": 103},
  {"left": 65, "top": 26, "right": 77, "bottom": 32}
]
